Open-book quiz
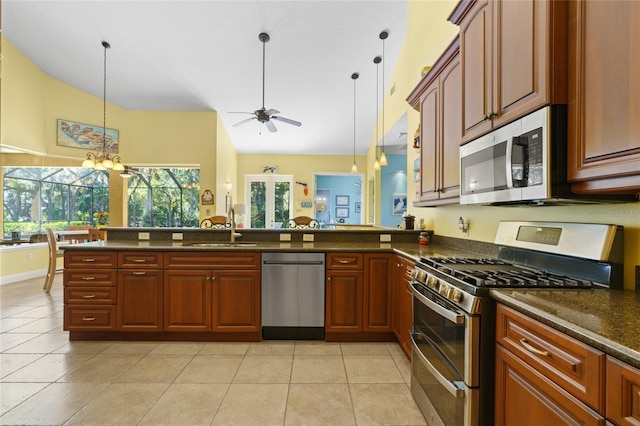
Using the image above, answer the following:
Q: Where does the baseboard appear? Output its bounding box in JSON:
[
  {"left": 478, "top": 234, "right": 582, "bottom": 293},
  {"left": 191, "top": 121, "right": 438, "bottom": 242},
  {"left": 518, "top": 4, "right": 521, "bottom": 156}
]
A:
[{"left": 0, "top": 269, "right": 47, "bottom": 285}]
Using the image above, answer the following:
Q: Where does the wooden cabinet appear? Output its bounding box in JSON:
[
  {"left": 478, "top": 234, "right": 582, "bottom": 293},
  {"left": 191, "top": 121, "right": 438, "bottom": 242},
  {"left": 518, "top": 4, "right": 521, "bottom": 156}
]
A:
[
  {"left": 567, "top": 0, "right": 640, "bottom": 194},
  {"left": 392, "top": 255, "right": 414, "bottom": 358},
  {"left": 117, "top": 252, "right": 163, "bottom": 332},
  {"left": 407, "top": 38, "right": 461, "bottom": 206},
  {"left": 163, "top": 252, "right": 260, "bottom": 333},
  {"left": 495, "top": 304, "right": 606, "bottom": 425},
  {"left": 451, "top": 0, "right": 567, "bottom": 143},
  {"left": 363, "top": 254, "right": 392, "bottom": 332},
  {"left": 326, "top": 253, "right": 364, "bottom": 333},
  {"left": 605, "top": 356, "right": 640, "bottom": 425},
  {"left": 63, "top": 252, "right": 117, "bottom": 331}
]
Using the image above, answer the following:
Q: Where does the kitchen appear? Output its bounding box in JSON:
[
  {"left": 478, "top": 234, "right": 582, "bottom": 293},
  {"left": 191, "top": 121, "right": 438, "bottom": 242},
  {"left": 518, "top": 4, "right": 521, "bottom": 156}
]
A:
[{"left": 2, "top": 0, "right": 640, "bottom": 425}]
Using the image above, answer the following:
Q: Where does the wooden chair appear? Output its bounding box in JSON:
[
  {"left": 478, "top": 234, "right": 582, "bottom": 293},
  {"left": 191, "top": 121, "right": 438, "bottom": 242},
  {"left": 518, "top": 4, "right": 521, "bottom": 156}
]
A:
[
  {"left": 288, "top": 216, "right": 320, "bottom": 229},
  {"left": 29, "top": 233, "right": 48, "bottom": 243},
  {"left": 88, "top": 229, "right": 106, "bottom": 241},
  {"left": 200, "top": 216, "right": 230, "bottom": 229},
  {"left": 43, "top": 228, "right": 64, "bottom": 293}
]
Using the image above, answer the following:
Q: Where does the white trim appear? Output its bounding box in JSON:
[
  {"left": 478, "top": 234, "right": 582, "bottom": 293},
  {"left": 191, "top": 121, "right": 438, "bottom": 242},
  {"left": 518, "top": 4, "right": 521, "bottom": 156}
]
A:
[{"left": 0, "top": 269, "right": 47, "bottom": 285}]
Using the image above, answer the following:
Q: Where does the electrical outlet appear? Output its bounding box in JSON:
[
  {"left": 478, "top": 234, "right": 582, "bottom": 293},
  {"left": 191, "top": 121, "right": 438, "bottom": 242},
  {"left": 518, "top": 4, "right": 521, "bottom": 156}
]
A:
[
  {"left": 303, "top": 234, "right": 314, "bottom": 242},
  {"left": 27, "top": 252, "right": 33, "bottom": 261},
  {"left": 380, "top": 234, "right": 391, "bottom": 242},
  {"left": 138, "top": 232, "right": 150, "bottom": 240},
  {"left": 280, "top": 233, "right": 291, "bottom": 241},
  {"left": 172, "top": 233, "right": 183, "bottom": 240}
]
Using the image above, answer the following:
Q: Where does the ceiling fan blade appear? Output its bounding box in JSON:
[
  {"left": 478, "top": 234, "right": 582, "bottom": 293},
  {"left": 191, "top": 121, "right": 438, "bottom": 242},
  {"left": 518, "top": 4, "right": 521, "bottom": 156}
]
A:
[
  {"left": 228, "top": 111, "right": 255, "bottom": 115},
  {"left": 264, "top": 109, "right": 280, "bottom": 116},
  {"left": 265, "top": 120, "right": 277, "bottom": 133},
  {"left": 233, "top": 117, "right": 257, "bottom": 127},
  {"left": 271, "top": 116, "right": 302, "bottom": 127}
]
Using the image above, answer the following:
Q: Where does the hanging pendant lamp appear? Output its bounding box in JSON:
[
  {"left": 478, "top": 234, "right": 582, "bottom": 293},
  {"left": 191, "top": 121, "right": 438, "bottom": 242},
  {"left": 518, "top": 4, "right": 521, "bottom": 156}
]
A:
[
  {"left": 351, "top": 72, "right": 359, "bottom": 173},
  {"left": 379, "top": 30, "right": 389, "bottom": 167},
  {"left": 82, "top": 41, "right": 124, "bottom": 171},
  {"left": 373, "top": 56, "right": 382, "bottom": 172}
]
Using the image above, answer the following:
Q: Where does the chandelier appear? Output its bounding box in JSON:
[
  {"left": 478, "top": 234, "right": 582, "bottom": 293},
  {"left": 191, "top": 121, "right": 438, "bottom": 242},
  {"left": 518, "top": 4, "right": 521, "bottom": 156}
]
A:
[{"left": 82, "top": 41, "right": 124, "bottom": 171}]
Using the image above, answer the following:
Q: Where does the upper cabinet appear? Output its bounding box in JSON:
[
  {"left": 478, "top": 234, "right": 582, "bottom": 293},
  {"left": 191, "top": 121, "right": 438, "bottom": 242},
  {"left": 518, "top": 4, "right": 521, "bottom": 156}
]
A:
[
  {"left": 407, "top": 38, "right": 461, "bottom": 206},
  {"left": 567, "top": 0, "right": 640, "bottom": 194},
  {"left": 450, "top": 0, "right": 568, "bottom": 144}
]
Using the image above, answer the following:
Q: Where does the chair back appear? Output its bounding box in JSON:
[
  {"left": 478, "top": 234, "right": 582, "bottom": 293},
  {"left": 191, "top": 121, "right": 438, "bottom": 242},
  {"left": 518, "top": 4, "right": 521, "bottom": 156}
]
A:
[
  {"left": 288, "top": 216, "right": 320, "bottom": 229},
  {"left": 46, "top": 228, "right": 58, "bottom": 253},
  {"left": 29, "top": 233, "right": 48, "bottom": 243},
  {"left": 200, "top": 216, "right": 230, "bottom": 229}
]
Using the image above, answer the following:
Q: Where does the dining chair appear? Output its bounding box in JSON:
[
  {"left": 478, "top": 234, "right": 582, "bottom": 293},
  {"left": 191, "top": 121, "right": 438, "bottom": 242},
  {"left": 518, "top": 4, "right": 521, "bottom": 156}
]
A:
[
  {"left": 200, "top": 216, "right": 230, "bottom": 229},
  {"left": 287, "top": 216, "right": 320, "bottom": 229},
  {"left": 43, "top": 228, "right": 64, "bottom": 293}
]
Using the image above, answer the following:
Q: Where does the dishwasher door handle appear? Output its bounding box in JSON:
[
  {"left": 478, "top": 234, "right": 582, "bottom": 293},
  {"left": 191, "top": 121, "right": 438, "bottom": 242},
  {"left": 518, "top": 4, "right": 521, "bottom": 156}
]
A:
[{"left": 263, "top": 261, "right": 325, "bottom": 266}]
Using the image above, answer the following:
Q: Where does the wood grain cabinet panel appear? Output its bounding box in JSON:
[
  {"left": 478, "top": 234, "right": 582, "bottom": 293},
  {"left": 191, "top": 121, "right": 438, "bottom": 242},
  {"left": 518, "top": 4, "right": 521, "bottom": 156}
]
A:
[
  {"left": 117, "top": 270, "right": 163, "bottom": 332},
  {"left": 163, "top": 270, "right": 212, "bottom": 332},
  {"left": 326, "top": 253, "right": 363, "bottom": 270},
  {"left": 606, "top": 356, "right": 640, "bottom": 425},
  {"left": 392, "top": 255, "right": 414, "bottom": 358},
  {"left": 325, "top": 270, "right": 363, "bottom": 332},
  {"left": 364, "top": 254, "right": 392, "bottom": 332},
  {"left": 212, "top": 270, "right": 260, "bottom": 332},
  {"left": 118, "top": 252, "right": 163, "bottom": 269},
  {"left": 64, "top": 287, "right": 117, "bottom": 305},
  {"left": 65, "top": 251, "right": 116, "bottom": 268}
]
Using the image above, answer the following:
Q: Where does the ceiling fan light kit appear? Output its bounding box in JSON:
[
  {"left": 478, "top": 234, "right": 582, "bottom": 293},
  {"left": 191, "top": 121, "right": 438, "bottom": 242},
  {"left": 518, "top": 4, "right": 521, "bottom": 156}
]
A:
[{"left": 231, "top": 32, "right": 302, "bottom": 133}]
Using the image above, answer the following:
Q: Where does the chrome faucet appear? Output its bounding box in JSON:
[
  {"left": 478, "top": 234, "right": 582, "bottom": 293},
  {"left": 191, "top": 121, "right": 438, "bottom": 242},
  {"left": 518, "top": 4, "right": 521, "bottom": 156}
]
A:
[{"left": 227, "top": 206, "right": 242, "bottom": 243}]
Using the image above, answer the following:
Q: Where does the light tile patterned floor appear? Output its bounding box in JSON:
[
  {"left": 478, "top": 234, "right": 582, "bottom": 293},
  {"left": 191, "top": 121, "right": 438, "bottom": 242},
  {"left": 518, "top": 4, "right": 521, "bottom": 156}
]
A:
[{"left": 1, "top": 275, "right": 426, "bottom": 425}]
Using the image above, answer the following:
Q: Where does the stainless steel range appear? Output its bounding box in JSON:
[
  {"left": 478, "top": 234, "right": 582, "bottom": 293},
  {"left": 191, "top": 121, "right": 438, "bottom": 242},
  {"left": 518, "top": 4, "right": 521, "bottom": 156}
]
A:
[{"left": 409, "top": 221, "right": 624, "bottom": 426}]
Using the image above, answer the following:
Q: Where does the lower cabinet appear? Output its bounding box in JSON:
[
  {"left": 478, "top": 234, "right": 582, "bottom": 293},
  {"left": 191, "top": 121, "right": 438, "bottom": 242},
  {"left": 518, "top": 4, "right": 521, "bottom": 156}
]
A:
[
  {"left": 164, "top": 270, "right": 212, "bottom": 332},
  {"left": 606, "top": 356, "right": 640, "bottom": 425},
  {"left": 392, "top": 255, "right": 414, "bottom": 358},
  {"left": 118, "top": 270, "right": 163, "bottom": 332},
  {"left": 212, "top": 269, "right": 260, "bottom": 333}
]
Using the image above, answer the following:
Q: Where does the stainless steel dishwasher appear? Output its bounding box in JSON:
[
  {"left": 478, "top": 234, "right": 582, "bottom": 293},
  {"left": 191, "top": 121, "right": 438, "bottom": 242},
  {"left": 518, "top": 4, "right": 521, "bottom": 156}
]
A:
[{"left": 261, "top": 252, "right": 325, "bottom": 340}]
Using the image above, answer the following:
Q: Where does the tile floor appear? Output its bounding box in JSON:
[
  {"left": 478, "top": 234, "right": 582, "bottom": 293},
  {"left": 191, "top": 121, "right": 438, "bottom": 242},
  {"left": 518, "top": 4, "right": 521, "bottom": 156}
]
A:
[{"left": 1, "top": 274, "right": 427, "bottom": 425}]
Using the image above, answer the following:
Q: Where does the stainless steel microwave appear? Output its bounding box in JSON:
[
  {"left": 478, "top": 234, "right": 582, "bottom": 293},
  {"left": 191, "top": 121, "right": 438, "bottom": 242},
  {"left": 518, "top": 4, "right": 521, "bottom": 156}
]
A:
[{"left": 459, "top": 106, "right": 567, "bottom": 205}]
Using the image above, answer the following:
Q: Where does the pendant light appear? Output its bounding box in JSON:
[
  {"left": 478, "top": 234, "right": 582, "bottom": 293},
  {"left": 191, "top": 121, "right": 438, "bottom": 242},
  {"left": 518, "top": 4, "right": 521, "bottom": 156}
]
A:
[
  {"left": 373, "top": 56, "right": 382, "bottom": 172},
  {"left": 351, "top": 72, "right": 359, "bottom": 173},
  {"left": 379, "top": 31, "right": 389, "bottom": 167},
  {"left": 82, "top": 41, "right": 125, "bottom": 171}
]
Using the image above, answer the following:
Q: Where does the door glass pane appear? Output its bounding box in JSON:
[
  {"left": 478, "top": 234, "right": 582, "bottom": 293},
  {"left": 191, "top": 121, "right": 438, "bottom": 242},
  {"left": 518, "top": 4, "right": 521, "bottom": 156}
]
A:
[
  {"left": 251, "top": 181, "right": 266, "bottom": 228},
  {"left": 273, "top": 181, "right": 290, "bottom": 228}
]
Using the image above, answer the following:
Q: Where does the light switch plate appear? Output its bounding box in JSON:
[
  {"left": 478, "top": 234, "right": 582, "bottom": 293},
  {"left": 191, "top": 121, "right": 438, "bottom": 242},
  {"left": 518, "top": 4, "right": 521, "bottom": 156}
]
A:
[
  {"left": 280, "top": 233, "right": 291, "bottom": 241},
  {"left": 172, "top": 233, "right": 183, "bottom": 240},
  {"left": 138, "top": 232, "right": 150, "bottom": 240},
  {"left": 380, "top": 234, "right": 391, "bottom": 242},
  {"left": 303, "top": 234, "right": 314, "bottom": 242}
]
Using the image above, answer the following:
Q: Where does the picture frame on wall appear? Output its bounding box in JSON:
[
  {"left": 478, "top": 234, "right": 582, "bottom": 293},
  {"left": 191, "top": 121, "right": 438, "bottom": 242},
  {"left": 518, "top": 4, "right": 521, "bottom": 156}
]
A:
[
  {"left": 57, "top": 119, "right": 119, "bottom": 152},
  {"left": 392, "top": 194, "right": 407, "bottom": 215},
  {"left": 336, "top": 195, "right": 349, "bottom": 206},
  {"left": 335, "top": 207, "right": 349, "bottom": 218}
]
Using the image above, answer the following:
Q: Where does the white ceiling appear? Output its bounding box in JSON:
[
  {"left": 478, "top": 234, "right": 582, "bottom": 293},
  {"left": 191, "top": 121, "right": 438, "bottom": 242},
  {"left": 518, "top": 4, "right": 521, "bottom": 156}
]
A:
[{"left": 3, "top": 0, "right": 412, "bottom": 156}]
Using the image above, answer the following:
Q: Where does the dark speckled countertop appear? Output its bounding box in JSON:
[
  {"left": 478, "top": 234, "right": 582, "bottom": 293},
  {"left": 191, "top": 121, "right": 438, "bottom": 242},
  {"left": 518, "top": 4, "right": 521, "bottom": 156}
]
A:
[{"left": 491, "top": 289, "right": 640, "bottom": 369}]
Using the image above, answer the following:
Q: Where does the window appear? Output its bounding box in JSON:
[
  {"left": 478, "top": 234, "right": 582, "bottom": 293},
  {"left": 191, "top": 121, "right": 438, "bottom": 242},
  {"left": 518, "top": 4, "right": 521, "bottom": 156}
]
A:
[{"left": 245, "top": 174, "right": 292, "bottom": 228}]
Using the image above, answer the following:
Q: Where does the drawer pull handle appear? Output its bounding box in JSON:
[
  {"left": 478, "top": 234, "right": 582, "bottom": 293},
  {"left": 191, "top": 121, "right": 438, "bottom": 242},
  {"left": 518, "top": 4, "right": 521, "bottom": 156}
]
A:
[
  {"left": 132, "top": 259, "right": 146, "bottom": 263},
  {"left": 81, "top": 276, "right": 96, "bottom": 280},
  {"left": 82, "top": 258, "right": 96, "bottom": 262},
  {"left": 132, "top": 272, "right": 146, "bottom": 275},
  {"left": 82, "top": 317, "right": 96, "bottom": 321},
  {"left": 520, "top": 338, "right": 549, "bottom": 357},
  {"left": 338, "top": 259, "right": 354, "bottom": 264},
  {"left": 82, "top": 294, "right": 96, "bottom": 299}
]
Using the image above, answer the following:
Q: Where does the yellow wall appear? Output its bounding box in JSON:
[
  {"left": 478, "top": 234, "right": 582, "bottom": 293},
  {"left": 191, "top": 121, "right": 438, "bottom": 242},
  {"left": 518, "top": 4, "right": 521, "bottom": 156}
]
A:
[
  {"left": 214, "top": 114, "right": 237, "bottom": 216},
  {"left": 0, "top": 244, "right": 50, "bottom": 283}
]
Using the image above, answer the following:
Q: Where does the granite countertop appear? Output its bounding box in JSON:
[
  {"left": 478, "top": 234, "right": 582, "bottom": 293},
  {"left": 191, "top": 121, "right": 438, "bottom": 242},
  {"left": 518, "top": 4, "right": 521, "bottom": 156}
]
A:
[
  {"left": 491, "top": 289, "right": 640, "bottom": 369},
  {"left": 61, "top": 240, "right": 481, "bottom": 264}
]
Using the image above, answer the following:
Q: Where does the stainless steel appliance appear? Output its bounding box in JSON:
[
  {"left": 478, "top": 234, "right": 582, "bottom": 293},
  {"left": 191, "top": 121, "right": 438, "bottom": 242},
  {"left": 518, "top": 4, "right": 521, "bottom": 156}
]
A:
[
  {"left": 261, "top": 252, "right": 325, "bottom": 340},
  {"left": 410, "top": 221, "right": 624, "bottom": 426},
  {"left": 459, "top": 106, "right": 570, "bottom": 205}
]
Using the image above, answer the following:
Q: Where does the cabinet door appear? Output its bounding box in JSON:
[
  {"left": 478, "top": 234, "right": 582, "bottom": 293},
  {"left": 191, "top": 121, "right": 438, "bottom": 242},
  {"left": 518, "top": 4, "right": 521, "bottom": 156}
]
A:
[
  {"left": 439, "top": 53, "right": 462, "bottom": 200},
  {"left": 419, "top": 83, "right": 439, "bottom": 201},
  {"left": 391, "top": 257, "right": 404, "bottom": 342},
  {"left": 163, "top": 270, "right": 211, "bottom": 332},
  {"left": 495, "top": 345, "right": 605, "bottom": 426},
  {"left": 568, "top": 0, "right": 640, "bottom": 192},
  {"left": 117, "top": 270, "right": 163, "bottom": 332},
  {"left": 364, "top": 254, "right": 392, "bottom": 332},
  {"left": 212, "top": 270, "right": 260, "bottom": 333},
  {"left": 325, "top": 270, "right": 363, "bottom": 332},
  {"left": 460, "top": 0, "right": 492, "bottom": 142},
  {"left": 606, "top": 356, "right": 640, "bottom": 425}
]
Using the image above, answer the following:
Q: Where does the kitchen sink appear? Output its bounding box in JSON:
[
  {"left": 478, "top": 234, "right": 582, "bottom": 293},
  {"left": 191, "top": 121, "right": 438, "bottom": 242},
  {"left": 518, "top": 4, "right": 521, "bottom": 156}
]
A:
[{"left": 182, "top": 242, "right": 258, "bottom": 247}]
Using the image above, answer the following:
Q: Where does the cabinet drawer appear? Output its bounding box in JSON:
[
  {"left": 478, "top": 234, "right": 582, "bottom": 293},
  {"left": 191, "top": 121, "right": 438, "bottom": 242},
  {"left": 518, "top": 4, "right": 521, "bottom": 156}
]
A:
[
  {"left": 65, "top": 251, "right": 116, "bottom": 268},
  {"left": 327, "top": 253, "right": 363, "bottom": 270},
  {"left": 64, "top": 306, "right": 116, "bottom": 330},
  {"left": 64, "top": 270, "right": 116, "bottom": 287},
  {"left": 118, "top": 251, "right": 163, "bottom": 268},
  {"left": 606, "top": 356, "right": 640, "bottom": 424},
  {"left": 164, "top": 252, "right": 260, "bottom": 269},
  {"left": 64, "top": 287, "right": 117, "bottom": 304},
  {"left": 496, "top": 304, "right": 605, "bottom": 411}
]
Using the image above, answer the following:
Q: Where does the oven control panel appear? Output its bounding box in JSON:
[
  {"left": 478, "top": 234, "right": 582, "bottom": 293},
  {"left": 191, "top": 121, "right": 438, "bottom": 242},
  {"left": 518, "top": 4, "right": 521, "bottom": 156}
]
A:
[{"left": 412, "top": 267, "right": 463, "bottom": 304}]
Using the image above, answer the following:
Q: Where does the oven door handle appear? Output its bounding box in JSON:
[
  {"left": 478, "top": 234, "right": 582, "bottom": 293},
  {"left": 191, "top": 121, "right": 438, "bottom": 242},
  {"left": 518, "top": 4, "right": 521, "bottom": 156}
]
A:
[
  {"left": 410, "top": 283, "right": 465, "bottom": 325},
  {"left": 410, "top": 332, "right": 465, "bottom": 398}
]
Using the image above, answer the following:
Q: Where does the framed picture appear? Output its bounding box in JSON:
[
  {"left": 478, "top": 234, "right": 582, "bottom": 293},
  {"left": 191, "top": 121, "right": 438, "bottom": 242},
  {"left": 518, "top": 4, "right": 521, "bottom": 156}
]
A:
[
  {"left": 336, "top": 195, "right": 349, "bottom": 206},
  {"left": 392, "top": 194, "right": 407, "bottom": 216},
  {"left": 57, "top": 119, "right": 119, "bottom": 152},
  {"left": 201, "top": 190, "right": 214, "bottom": 205},
  {"left": 354, "top": 202, "right": 361, "bottom": 213},
  {"left": 335, "top": 207, "right": 349, "bottom": 218}
]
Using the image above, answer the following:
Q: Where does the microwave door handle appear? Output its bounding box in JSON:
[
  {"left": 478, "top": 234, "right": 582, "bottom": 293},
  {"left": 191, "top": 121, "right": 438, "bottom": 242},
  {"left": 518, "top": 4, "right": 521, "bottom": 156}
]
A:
[
  {"left": 505, "top": 138, "right": 515, "bottom": 189},
  {"left": 410, "top": 283, "right": 465, "bottom": 325},
  {"left": 410, "top": 332, "right": 465, "bottom": 398}
]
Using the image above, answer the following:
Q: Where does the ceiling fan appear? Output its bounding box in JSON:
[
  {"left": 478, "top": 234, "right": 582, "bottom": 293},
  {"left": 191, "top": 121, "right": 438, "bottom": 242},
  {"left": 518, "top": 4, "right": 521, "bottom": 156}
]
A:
[{"left": 230, "top": 32, "right": 302, "bottom": 133}]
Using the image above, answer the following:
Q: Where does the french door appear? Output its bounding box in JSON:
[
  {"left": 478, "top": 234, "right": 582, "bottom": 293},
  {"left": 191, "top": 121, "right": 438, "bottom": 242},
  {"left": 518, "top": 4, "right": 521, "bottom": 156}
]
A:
[{"left": 244, "top": 175, "right": 293, "bottom": 229}]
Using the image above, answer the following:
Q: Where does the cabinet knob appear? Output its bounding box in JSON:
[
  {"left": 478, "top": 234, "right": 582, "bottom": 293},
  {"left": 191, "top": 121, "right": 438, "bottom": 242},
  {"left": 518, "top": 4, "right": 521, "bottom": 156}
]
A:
[{"left": 328, "top": 277, "right": 332, "bottom": 281}]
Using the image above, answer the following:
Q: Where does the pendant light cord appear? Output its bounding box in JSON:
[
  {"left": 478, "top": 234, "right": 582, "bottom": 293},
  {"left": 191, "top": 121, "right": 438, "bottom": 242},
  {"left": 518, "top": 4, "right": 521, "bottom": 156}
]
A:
[
  {"left": 353, "top": 74, "right": 357, "bottom": 162},
  {"left": 102, "top": 41, "right": 110, "bottom": 154},
  {"left": 262, "top": 38, "right": 266, "bottom": 109},
  {"left": 381, "top": 37, "right": 385, "bottom": 155}
]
